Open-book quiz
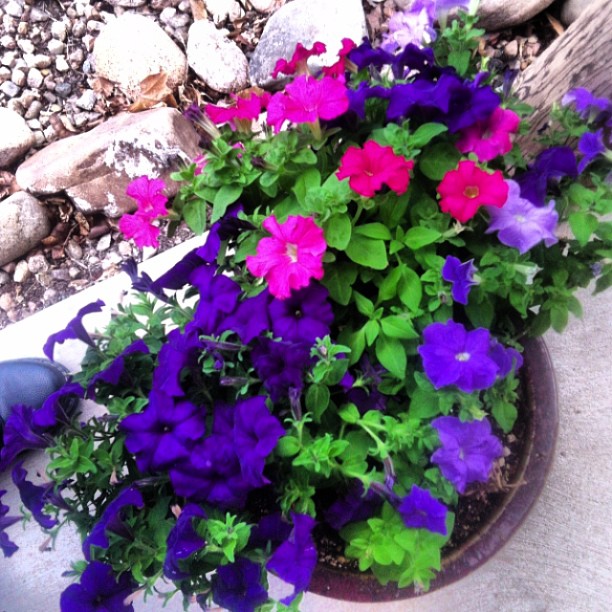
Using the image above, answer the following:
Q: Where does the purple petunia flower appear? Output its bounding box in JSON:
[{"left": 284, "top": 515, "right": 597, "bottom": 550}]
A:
[
  {"left": 249, "top": 512, "right": 293, "bottom": 548},
  {"left": 266, "top": 512, "right": 317, "bottom": 605},
  {"left": 122, "top": 258, "right": 170, "bottom": 303},
  {"left": 31, "top": 381, "right": 84, "bottom": 429},
  {"left": 269, "top": 283, "right": 334, "bottom": 346},
  {"left": 252, "top": 339, "right": 311, "bottom": 403},
  {"left": 324, "top": 480, "right": 383, "bottom": 530},
  {"left": 515, "top": 146, "right": 578, "bottom": 207},
  {"left": 397, "top": 484, "right": 448, "bottom": 535},
  {"left": 120, "top": 391, "right": 206, "bottom": 473},
  {"left": 348, "top": 38, "right": 395, "bottom": 70},
  {"left": 163, "top": 503, "right": 207, "bottom": 580},
  {"left": 488, "top": 339, "right": 523, "bottom": 378},
  {"left": 346, "top": 82, "right": 391, "bottom": 119},
  {"left": 211, "top": 557, "right": 268, "bottom": 612},
  {"left": 577, "top": 129, "right": 607, "bottom": 173},
  {"left": 486, "top": 180, "right": 558, "bottom": 254},
  {"left": 442, "top": 256, "right": 478, "bottom": 305},
  {"left": 218, "top": 290, "right": 271, "bottom": 345},
  {"left": 43, "top": 300, "right": 105, "bottom": 361},
  {"left": 0, "top": 405, "right": 50, "bottom": 472},
  {"left": 60, "top": 561, "right": 137, "bottom": 612},
  {"left": 233, "top": 396, "right": 285, "bottom": 487},
  {"left": 11, "top": 463, "right": 57, "bottom": 529},
  {"left": 561, "top": 87, "right": 612, "bottom": 122},
  {"left": 431, "top": 416, "right": 503, "bottom": 493},
  {"left": 380, "top": 1, "right": 437, "bottom": 52},
  {"left": 82, "top": 485, "right": 144, "bottom": 561},
  {"left": 0, "top": 489, "right": 20, "bottom": 557},
  {"left": 418, "top": 320, "right": 500, "bottom": 393},
  {"left": 87, "top": 340, "right": 150, "bottom": 398},
  {"left": 339, "top": 357, "right": 387, "bottom": 413}
]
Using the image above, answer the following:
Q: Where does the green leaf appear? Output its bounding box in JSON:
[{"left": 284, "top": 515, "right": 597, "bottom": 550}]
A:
[
  {"left": 409, "top": 123, "right": 448, "bottom": 149},
  {"left": 347, "top": 328, "right": 366, "bottom": 365},
  {"left": 346, "top": 234, "right": 389, "bottom": 270},
  {"left": 550, "top": 304, "right": 569, "bottom": 333},
  {"left": 364, "top": 320, "right": 380, "bottom": 346},
  {"left": 378, "top": 265, "right": 403, "bottom": 302},
  {"left": 409, "top": 388, "right": 441, "bottom": 419},
  {"left": 398, "top": 266, "right": 423, "bottom": 313},
  {"left": 375, "top": 335, "right": 406, "bottom": 379},
  {"left": 211, "top": 184, "right": 243, "bottom": 222},
  {"left": 324, "top": 214, "right": 352, "bottom": 250},
  {"left": 182, "top": 200, "right": 208, "bottom": 235},
  {"left": 339, "top": 404, "right": 360, "bottom": 424},
  {"left": 305, "top": 384, "right": 330, "bottom": 421},
  {"left": 380, "top": 315, "right": 418, "bottom": 339},
  {"left": 353, "top": 223, "right": 392, "bottom": 240},
  {"left": 322, "top": 265, "right": 358, "bottom": 305},
  {"left": 404, "top": 227, "right": 442, "bottom": 250},
  {"left": 293, "top": 168, "right": 321, "bottom": 207},
  {"left": 419, "top": 142, "right": 460, "bottom": 180},
  {"left": 353, "top": 291, "right": 375, "bottom": 317},
  {"left": 492, "top": 402, "right": 518, "bottom": 434},
  {"left": 447, "top": 49, "right": 471, "bottom": 75},
  {"left": 568, "top": 212, "right": 599, "bottom": 246}
]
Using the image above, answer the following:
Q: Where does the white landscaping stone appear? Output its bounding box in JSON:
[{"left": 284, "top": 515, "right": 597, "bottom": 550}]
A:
[
  {"left": 0, "top": 107, "right": 35, "bottom": 168},
  {"left": 15, "top": 107, "right": 200, "bottom": 218},
  {"left": 476, "top": 0, "right": 556, "bottom": 30},
  {"left": 249, "top": 0, "right": 286, "bottom": 13},
  {"left": 248, "top": 0, "right": 367, "bottom": 87},
  {"left": 0, "top": 192, "right": 51, "bottom": 267},
  {"left": 561, "top": 0, "right": 599, "bottom": 25},
  {"left": 93, "top": 13, "right": 188, "bottom": 93},
  {"left": 187, "top": 20, "right": 250, "bottom": 93},
  {"left": 205, "top": 0, "right": 243, "bottom": 23}
]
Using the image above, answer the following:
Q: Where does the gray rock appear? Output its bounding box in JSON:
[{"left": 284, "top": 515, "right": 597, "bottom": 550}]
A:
[
  {"left": 26, "top": 253, "right": 48, "bottom": 275},
  {"left": 75, "top": 89, "right": 97, "bottom": 110},
  {"left": 26, "top": 68, "right": 43, "bottom": 88},
  {"left": 0, "top": 192, "right": 51, "bottom": 267},
  {"left": 104, "top": 0, "right": 147, "bottom": 6},
  {"left": 15, "top": 107, "right": 200, "bottom": 217},
  {"left": 50, "top": 21, "right": 68, "bottom": 40},
  {"left": 476, "top": 0, "right": 556, "bottom": 30},
  {"left": 4, "top": 1, "right": 24, "bottom": 19},
  {"left": 249, "top": 0, "right": 367, "bottom": 87},
  {"left": 16, "top": 39, "right": 35, "bottom": 55},
  {"left": 93, "top": 14, "right": 188, "bottom": 93},
  {"left": 11, "top": 68, "right": 26, "bottom": 87},
  {"left": 187, "top": 20, "right": 250, "bottom": 93},
  {"left": 13, "top": 259, "right": 31, "bottom": 283},
  {"left": 249, "top": 0, "right": 286, "bottom": 13},
  {"left": 47, "top": 39, "right": 66, "bottom": 55},
  {"left": 54, "top": 82, "right": 72, "bottom": 98},
  {"left": 24, "top": 54, "right": 52, "bottom": 69},
  {"left": 561, "top": 0, "right": 597, "bottom": 25},
  {"left": 0, "top": 67, "right": 10, "bottom": 82},
  {"left": 0, "top": 107, "right": 35, "bottom": 167},
  {"left": 0, "top": 80, "right": 20, "bottom": 98}
]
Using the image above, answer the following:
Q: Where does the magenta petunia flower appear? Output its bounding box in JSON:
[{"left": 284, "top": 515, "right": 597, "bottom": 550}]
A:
[
  {"left": 336, "top": 140, "right": 415, "bottom": 197},
  {"left": 266, "top": 75, "right": 349, "bottom": 133},
  {"left": 118, "top": 213, "right": 162, "bottom": 248},
  {"left": 272, "top": 41, "right": 326, "bottom": 79},
  {"left": 456, "top": 107, "right": 520, "bottom": 162},
  {"left": 205, "top": 91, "right": 271, "bottom": 130},
  {"left": 246, "top": 215, "right": 327, "bottom": 299},
  {"left": 437, "top": 160, "right": 508, "bottom": 223},
  {"left": 321, "top": 38, "right": 357, "bottom": 78},
  {"left": 431, "top": 416, "right": 503, "bottom": 493},
  {"left": 125, "top": 176, "right": 168, "bottom": 219},
  {"left": 486, "top": 180, "right": 558, "bottom": 254}
]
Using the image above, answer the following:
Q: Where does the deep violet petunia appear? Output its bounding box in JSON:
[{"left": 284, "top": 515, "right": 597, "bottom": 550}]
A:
[
  {"left": 488, "top": 339, "right": 523, "bottom": 379},
  {"left": 441, "top": 256, "right": 478, "bottom": 305},
  {"left": 120, "top": 390, "right": 206, "bottom": 473},
  {"left": 211, "top": 557, "right": 269, "bottom": 612},
  {"left": 163, "top": 503, "right": 207, "bottom": 580},
  {"left": 150, "top": 249, "right": 205, "bottom": 292},
  {"left": 339, "top": 357, "right": 388, "bottom": 413},
  {"left": 456, "top": 106, "right": 520, "bottom": 162},
  {"left": 31, "top": 381, "right": 84, "bottom": 429},
  {"left": 397, "top": 484, "right": 448, "bottom": 536},
  {"left": 246, "top": 215, "right": 327, "bottom": 300},
  {"left": 248, "top": 512, "right": 292, "bottom": 548},
  {"left": 11, "top": 462, "right": 57, "bottom": 529},
  {"left": 43, "top": 299, "right": 104, "bottom": 361},
  {"left": 577, "top": 129, "right": 607, "bottom": 173},
  {"left": 121, "top": 258, "right": 169, "bottom": 303},
  {"left": 486, "top": 180, "right": 558, "bottom": 254},
  {"left": 346, "top": 82, "right": 391, "bottom": 119},
  {"left": 336, "top": 140, "right": 415, "bottom": 197},
  {"left": 60, "top": 561, "right": 137, "bottom": 612},
  {"left": 217, "top": 290, "right": 271, "bottom": 345},
  {"left": 324, "top": 480, "right": 383, "bottom": 530},
  {"left": 266, "top": 512, "right": 317, "bottom": 605},
  {"left": 195, "top": 203, "right": 245, "bottom": 264},
  {"left": 437, "top": 160, "right": 508, "bottom": 223},
  {"left": 561, "top": 87, "right": 612, "bottom": 122},
  {"left": 269, "top": 283, "right": 333, "bottom": 345},
  {"left": 0, "top": 489, "right": 20, "bottom": 557},
  {"left": 417, "top": 320, "right": 499, "bottom": 393},
  {"left": 82, "top": 485, "right": 144, "bottom": 560},
  {"left": 272, "top": 41, "right": 326, "bottom": 78},
  {"left": 431, "top": 416, "right": 503, "bottom": 493},
  {"left": 348, "top": 38, "right": 395, "bottom": 70}
]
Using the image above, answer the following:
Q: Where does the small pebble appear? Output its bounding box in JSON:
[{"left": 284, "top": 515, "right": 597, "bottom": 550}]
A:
[
  {"left": 16, "top": 39, "right": 35, "bottom": 55},
  {"left": 50, "top": 21, "right": 68, "bottom": 41},
  {"left": 75, "top": 89, "right": 97, "bottom": 110},
  {"left": 54, "top": 81, "right": 72, "bottom": 98},
  {"left": 504, "top": 40, "right": 519, "bottom": 60},
  {"left": 0, "top": 34, "right": 16, "bottom": 50},
  {"left": 55, "top": 56, "right": 70, "bottom": 72},
  {"left": 0, "top": 293, "right": 15, "bottom": 312},
  {"left": 47, "top": 39, "right": 65, "bottom": 55},
  {"left": 72, "top": 21, "right": 86, "bottom": 37},
  {"left": 43, "top": 288, "right": 59, "bottom": 302},
  {"left": 13, "top": 260, "right": 31, "bottom": 283},
  {"left": 26, "top": 67, "right": 43, "bottom": 88},
  {"left": 27, "top": 254, "right": 48, "bottom": 275},
  {"left": 96, "top": 234, "right": 112, "bottom": 252},
  {"left": 24, "top": 100, "right": 42, "bottom": 119},
  {"left": 0, "top": 66, "right": 10, "bottom": 81},
  {"left": 11, "top": 67, "right": 26, "bottom": 86},
  {"left": 0, "top": 271, "right": 10, "bottom": 287},
  {"left": 0, "top": 80, "right": 20, "bottom": 97}
]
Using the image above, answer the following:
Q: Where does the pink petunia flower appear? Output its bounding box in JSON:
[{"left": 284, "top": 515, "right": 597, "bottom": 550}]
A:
[
  {"left": 266, "top": 75, "right": 349, "bottom": 133},
  {"left": 126, "top": 176, "right": 168, "bottom": 219},
  {"left": 321, "top": 38, "right": 357, "bottom": 78},
  {"left": 272, "top": 42, "right": 327, "bottom": 79},
  {"left": 205, "top": 90, "right": 271, "bottom": 131},
  {"left": 456, "top": 107, "right": 520, "bottom": 162},
  {"left": 118, "top": 213, "right": 161, "bottom": 249},
  {"left": 193, "top": 154, "right": 208, "bottom": 176},
  {"left": 246, "top": 215, "right": 327, "bottom": 299},
  {"left": 336, "top": 140, "right": 415, "bottom": 197},
  {"left": 437, "top": 160, "right": 508, "bottom": 223}
]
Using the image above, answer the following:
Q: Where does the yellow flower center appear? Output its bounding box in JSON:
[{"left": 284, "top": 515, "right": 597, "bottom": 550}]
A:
[
  {"left": 286, "top": 243, "right": 298, "bottom": 263},
  {"left": 463, "top": 186, "right": 479, "bottom": 198}
]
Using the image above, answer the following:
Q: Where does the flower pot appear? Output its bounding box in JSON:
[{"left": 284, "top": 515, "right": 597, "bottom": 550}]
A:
[{"left": 307, "top": 337, "right": 558, "bottom": 602}]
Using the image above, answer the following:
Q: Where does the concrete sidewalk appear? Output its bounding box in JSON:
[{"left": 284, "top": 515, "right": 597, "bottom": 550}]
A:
[{"left": 0, "top": 240, "right": 610, "bottom": 612}]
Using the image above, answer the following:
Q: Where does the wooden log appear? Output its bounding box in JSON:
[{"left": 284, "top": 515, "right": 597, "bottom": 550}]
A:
[{"left": 512, "top": 0, "right": 612, "bottom": 154}]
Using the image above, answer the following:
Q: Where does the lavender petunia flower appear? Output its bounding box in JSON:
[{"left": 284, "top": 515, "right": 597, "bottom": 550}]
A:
[
  {"left": 163, "top": 503, "right": 207, "bottom": 580},
  {"left": 232, "top": 396, "right": 285, "bottom": 487},
  {"left": 486, "top": 180, "right": 558, "bottom": 254},
  {"left": 324, "top": 480, "right": 383, "bottom": 530},
  {"left": 43, "top": 300, "right": 105, "bottom": 361},
  {"left": 380, "top": 1, "right": 436, "bottom": 52},
  {"left": 577, "top": 129, "right": 607, "bottom": 173},
  {"left": 120, "top": 391, "right": 206, "bottom": 473},
  {"left": 442, "top": 256, "right": 478, "bottom": 304},
  {"left": 0, "top": 489, "right": 19, "bottom": 557},
  {"left": 269, "top": 283, "right": 334, "bottom": 346},
  {"left": 82, "top": 485, "right": 144, "bottom": 560},
  {"left": 11, "top": 463, "right": 57, "bottom": 529},
  {"left": 60, "top": 561, "right": 137, "bottom": 612},
  {"left": 266, "top": 512, "right": 317, "bottom": 605},
  {"left": 211, "top": 557, "right": 268, "bottom": 612},
  {"left": 0, "top": 405, "right": 50, "bottom": 472},
  {"left": 431, "top": 416, "right": 503, "bottom": 493},
  {"left": 418, "top": 320, "right": 500, "bottom": 393},
  {"left": 397, "top": 484, "right": 448, "bottom": 536}
]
